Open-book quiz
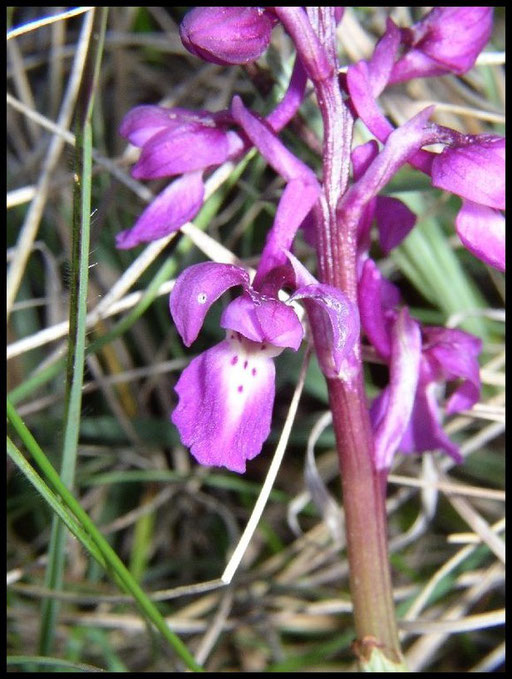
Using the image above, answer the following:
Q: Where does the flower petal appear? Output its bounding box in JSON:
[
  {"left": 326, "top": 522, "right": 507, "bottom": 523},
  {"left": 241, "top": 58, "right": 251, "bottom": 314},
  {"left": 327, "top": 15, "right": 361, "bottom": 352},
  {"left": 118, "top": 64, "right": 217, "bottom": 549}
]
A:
[
  {"left": 375, "top": 196, "right": 416, "bottom": 254},
  {"left": 170, "top": 262, "right": 250, "bottom": 346},
  {"left": 423, "top": 326, "right": 482, "bottom": 415},
  {"left": 120, "top": 105, "right": 179, "bottom": 147},
  {"left": 431, "top": 136, "right": 505, "bottom": 210},
  {"left": 116, "top": 171, "right": 205, "bottom": 249},
  {"left": 254, "top": 178, "right": 320, "bottom": 286},
  {"left": 230, "top": 96, "right": 320, "bottom": 286},
  {"left": 172, "top": 337, "right": 276, "bottom": 473},
  {"left": 372, "top": 308, "right": 422, "bottom": 471},
  {"left": 366, "top": 18, "right": 401, "bottom": 95},
  {"left": 132, "top": 125, "right": 230, "bottom": 180},
  {"left": 290, "top": 284, "right": 359, "bottom": 378},
  {"left": 346, "top": 63, "right": 434, "bottom": 174},
  {"left": 358, "top": 258, "right": 400, "bottom": 360},
  {"left": 455, "top": 200, "right": 505, "bottom": 272},
  {"left": 220, "top": 294, "right": 303, "bottom": 350},
  {"left": 337, "top": 106, "right": 436, "bottom": 232},
  {"left": 120, "top": 105, "right": 227, "bottom": 147},
  {"left": 398, "top": 372, "right": 463, "bottom": 463},
  {"left": 390, "top": 7, "right": 494, "bottom": 82},
  {"left": 346, "top": 61, "right": 394, "bottom": 141},
  {"left": 266, "top": 57, "right": 307, "bottom": 131}
]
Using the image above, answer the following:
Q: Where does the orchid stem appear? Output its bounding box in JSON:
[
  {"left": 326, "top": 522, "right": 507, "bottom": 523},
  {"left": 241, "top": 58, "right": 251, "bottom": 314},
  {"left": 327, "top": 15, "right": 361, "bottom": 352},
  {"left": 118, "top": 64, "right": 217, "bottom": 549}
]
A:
[{"left": 295, "top": 7, "right": 405, "bottom": 669}]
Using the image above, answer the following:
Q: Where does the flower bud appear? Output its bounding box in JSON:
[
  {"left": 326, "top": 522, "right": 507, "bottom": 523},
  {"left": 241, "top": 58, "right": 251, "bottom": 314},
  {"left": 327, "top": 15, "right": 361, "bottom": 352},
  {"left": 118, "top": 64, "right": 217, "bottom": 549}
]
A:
[{"left": 180, "top": 7, "right": 273, "bottom": 65}]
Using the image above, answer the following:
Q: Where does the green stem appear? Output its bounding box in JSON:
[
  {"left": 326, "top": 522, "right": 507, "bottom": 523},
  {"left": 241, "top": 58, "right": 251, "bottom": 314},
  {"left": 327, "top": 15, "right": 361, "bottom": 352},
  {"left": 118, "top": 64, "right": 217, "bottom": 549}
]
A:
[{"left": 326, "top": 376, "right": 403, "bottom": 666}]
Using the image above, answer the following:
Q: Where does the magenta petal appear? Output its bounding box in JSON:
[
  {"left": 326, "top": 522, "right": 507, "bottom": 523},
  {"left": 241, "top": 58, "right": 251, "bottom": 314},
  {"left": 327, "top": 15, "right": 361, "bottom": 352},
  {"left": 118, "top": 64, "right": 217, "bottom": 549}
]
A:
[
  {"left": 172, "top": 338, "right": 276, "bottom": 473},
  {"left": 180, "top": 7, "right": 273, "bottom": 66},
  {"left": 390, "top": 7, "right": 493, "bottom": 83},
  {"left": 338, "top": 106, "right": 435, "bottom": 232},
  {"left": 358, "top": 258, "right": 400, "bottom": 360},
  {"left": 116, "top": 171, "right": 204, "bottom": 249},
  {"left": 120, "top": 105, "right": 179, "bottom": 147},
  {"left": 431, "top": 137, "right": 505, "bottom": 210},
  {"left": 366, "top": 18, "right": 401, "bottom": 95},
  {"left": 285, "top": 249, "right": 317, "bottom": 288},
  {"left": 230, "top": 97, "right": 320, "bottom": 287},
  {"left": 372, "top": 309, "right": 421, "bottom": 471},
  {"left": 231, "top": 96, "right": 318, "bottom": 185},
  {"left": 398, "top": 371, "right": 463, "bottom": 463},
  {"left": 375, "top": 196, "right": 416, "bottom": 254},
  {"left": 346, "top": 61, "right": 394, "bottom": 142},
  {"left": 254, "top": 178, "right": 320, "bottom": 286},
  {"left": 170, "top": 262, "right": 250, "bottom": 346},
  {"left": 423, "top": 326, "right": 482, "bottom": 415},
  {"left": 120, "top": 105, "right": 226, "bottom": 147},
  {"left": 220, "top": 295, "right": 303, "bottom": 350},
  {"left": 290, "top": 283, "right": 359, "bottom": 377},
  {"left": 455, "top": 200, "right": 505, "bottom": 272},
  {"left": 286, "top": 254, "right": 360, "bottom": 373},
  {"left": 351, "top": 141, "right": 379, "bottom": 181},
  {"left": 132, "top": 125, "right": 229, "bottom": 179},
  {"left": 389, "top": 49, "right": 444, "bottom": 84},
  {"left": 266, "top": 57, "right": 307, "bottom": 131},
  {"left": 416, "top": 7, "right": 493, "bottom": 74}
]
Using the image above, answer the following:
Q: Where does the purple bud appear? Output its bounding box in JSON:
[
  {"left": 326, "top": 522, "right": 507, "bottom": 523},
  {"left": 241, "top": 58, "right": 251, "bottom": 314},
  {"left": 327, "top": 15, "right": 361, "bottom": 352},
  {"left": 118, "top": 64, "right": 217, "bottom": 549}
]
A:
[{"left": 180, "top": 7, "right": 273, "bottom": 65}]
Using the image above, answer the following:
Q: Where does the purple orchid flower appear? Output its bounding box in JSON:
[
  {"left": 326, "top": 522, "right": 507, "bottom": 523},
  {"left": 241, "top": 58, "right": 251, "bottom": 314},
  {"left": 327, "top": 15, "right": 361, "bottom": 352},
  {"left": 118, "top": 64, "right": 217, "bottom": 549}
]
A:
[
  {"left": 169, "top": 254, "right": 359, "bottom": 472},
  {"left": 397, "top": 325, "right": 482, "bottom": 464},
  {"left": 116, "top": 55, "right": 308, "bottom": 250},
  {"left": 359, "top": 257, "right": 482, "bottom": 470},
  {"left": 116, "top": 106, "right": 241, "bottom": 249},
  {"left": 169, "top": 261, "right": 302, "bottom": 472},
  {"left": 345, "top": 13, "right": 505, "bottom": 272}
]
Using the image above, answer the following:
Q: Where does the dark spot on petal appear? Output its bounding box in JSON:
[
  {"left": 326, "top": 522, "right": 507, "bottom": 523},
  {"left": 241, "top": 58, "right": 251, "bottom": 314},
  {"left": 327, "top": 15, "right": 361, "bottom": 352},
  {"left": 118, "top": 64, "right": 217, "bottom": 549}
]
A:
[
  {"left": 238, "top": 385, "right": 244, "bottom": 393},
  {"left": 243, "top": 360, "right": 248, "bottom": 369},
  {"left": 252, "top": 368, "right": 257, "bottom": 376},
  {"left": 231, "top": 355, "right": 239, "bottom": 365}
]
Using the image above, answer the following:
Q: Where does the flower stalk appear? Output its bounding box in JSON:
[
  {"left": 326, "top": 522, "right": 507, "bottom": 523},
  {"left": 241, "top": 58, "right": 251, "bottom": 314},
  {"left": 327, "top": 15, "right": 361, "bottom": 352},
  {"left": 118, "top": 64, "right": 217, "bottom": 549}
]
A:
[{"left": 297, "top": 7, "right": 405, "bottom": 668}]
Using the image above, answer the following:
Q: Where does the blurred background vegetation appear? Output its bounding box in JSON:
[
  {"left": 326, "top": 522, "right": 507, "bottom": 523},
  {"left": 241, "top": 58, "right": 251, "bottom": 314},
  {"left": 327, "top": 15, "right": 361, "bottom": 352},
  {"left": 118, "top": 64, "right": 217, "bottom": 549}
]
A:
[{"left": 7, "top": 7, "right": 504, "bottom": 672}]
